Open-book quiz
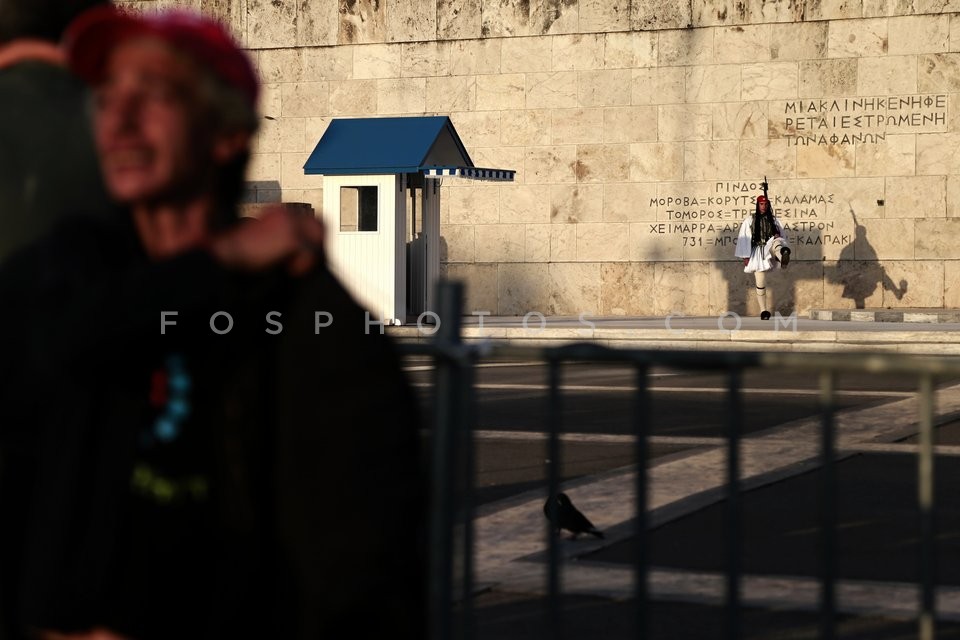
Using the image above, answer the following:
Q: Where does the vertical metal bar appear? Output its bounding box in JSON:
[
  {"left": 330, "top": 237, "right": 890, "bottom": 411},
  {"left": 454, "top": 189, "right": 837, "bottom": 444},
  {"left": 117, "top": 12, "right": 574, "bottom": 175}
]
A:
[
  {"left": 633, "top": 364, "right": 650, "bottom": 639},
  {"left": 725, "top": 368, "right": 742, "bottom": 640},
  {"left": 460, "top": 351, "right": 476, "bottom": 640},
  {"left": 918, "top": 373, "right": 936, "bottom": 640},
  {"left": 429, "top": 282, "right": 464, "bottom": 640},
  {"left": 819, "top": 370, "right": 837, "bottom": 640},
  {"left": 545, "top": 354, "right": 563, "bottom": 640}
]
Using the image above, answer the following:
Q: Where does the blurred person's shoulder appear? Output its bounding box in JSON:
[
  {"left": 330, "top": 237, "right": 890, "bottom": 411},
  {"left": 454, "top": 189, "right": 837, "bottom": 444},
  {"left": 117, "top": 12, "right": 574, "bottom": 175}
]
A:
[{"left": 0, "top": 209, "right": 136, "bottom": 277}]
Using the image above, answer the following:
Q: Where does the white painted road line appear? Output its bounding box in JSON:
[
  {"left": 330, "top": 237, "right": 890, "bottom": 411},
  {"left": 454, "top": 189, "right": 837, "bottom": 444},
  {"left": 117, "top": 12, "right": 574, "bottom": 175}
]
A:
[{"left": 411, "top": 381, "right": 914, "bottom": 398}]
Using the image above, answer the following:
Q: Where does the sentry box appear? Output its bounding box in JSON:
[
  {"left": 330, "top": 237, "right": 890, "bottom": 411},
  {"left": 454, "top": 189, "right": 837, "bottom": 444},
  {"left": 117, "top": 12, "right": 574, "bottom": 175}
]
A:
[{"left": 303, "top": 116, "right": 514, "bottom": 325}]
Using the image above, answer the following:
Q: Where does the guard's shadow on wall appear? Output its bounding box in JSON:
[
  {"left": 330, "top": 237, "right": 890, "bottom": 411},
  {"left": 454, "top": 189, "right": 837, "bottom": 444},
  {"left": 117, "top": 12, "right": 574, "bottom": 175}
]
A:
[{"left": 825, "top": 209, "right": 907, "bottom": 309}]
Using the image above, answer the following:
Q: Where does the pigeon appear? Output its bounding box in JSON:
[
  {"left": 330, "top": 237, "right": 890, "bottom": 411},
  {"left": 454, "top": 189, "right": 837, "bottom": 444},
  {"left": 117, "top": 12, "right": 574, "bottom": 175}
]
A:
[{"left": 543, "top": 492, "right": 604, "bottom": 539}]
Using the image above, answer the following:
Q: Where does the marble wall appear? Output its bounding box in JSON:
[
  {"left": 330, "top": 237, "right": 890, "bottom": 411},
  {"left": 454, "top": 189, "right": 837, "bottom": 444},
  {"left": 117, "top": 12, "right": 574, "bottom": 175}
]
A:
[{"left": 117, "top": 0, "right": 960, "bottom": 317}]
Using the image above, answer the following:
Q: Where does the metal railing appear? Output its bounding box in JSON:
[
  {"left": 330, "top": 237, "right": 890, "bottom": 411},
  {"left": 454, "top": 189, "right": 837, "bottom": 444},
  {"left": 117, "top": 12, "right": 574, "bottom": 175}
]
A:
[{"left": 404, "top": 282, "right": 954, "bottom": 640}]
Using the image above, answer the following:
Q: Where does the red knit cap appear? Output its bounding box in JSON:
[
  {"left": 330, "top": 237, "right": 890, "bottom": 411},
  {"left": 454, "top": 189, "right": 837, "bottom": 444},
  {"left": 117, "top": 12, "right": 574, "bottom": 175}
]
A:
[{"left": 63, "top": 5, "right": 258, "bottom": 109}]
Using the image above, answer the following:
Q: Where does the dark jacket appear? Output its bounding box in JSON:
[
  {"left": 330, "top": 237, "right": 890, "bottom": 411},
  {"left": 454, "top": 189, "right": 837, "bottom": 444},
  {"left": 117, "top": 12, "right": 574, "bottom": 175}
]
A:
[{"left": 0, "top": 216, "right": 424, "bottom": 639}]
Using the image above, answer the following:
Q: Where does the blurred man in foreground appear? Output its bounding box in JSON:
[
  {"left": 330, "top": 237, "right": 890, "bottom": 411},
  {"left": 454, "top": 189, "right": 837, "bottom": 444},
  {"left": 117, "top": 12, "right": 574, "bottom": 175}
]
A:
[
  {"left": 0, "top": 6, "right": 423, "bottom": 639},
  {"left": 0, "top": 0, "right": 114, "bottom": 261}
]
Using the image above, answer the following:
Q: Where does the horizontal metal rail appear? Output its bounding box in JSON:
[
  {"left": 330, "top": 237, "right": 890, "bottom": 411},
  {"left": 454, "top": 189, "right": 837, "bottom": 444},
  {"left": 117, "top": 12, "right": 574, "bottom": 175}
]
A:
[{"left": 406, "top": 295, "right": 945, "bottom": 640}]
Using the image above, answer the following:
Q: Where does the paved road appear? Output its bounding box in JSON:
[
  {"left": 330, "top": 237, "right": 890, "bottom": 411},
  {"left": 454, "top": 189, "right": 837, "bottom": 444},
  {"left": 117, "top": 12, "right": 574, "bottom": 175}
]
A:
[{"left": 403, "top": 354, "right": 960, "bottom": 638}]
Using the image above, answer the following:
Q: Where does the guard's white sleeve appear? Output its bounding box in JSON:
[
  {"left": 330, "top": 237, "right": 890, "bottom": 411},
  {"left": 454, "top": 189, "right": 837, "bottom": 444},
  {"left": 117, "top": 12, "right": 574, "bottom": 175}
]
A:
[{"left": 734, "top": 219, "right": 753, "bottom": 258}]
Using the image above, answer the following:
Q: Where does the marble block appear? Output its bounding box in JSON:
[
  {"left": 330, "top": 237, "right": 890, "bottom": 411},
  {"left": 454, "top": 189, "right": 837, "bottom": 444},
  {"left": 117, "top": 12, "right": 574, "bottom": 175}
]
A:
[
  {"left": 338, "top": 0, "right": 385, "bottom": 44},
  {"left": 385, "top": 0, "right": 436, "bottom": 42},
  {"left": 915, "top": 218, "right": 960, "bottom": 258},
  {"left": 481, "top": 0, "right": 530, "bottom": 38},
  {"left": 526, "top": 71, "right": 579, "bottom": 109},
  {"left": 855, "top": 134, "right": 916, "bottom": 177},
  {"left": 917, "top": 132, "right": 960, "bottom": 174},
  {"left": 629, "top": 222, "right": 684, "bottom": 262},
  {"left": 742, "top": 62, "right": 799, "bottom": 101},
  {"left": 823, "top": 176, "right": 885, "bottom": 219},
  {"left": 604, "top": 31, "right": 657, "bottom": 69},
  {"left": 500, "top": 185, "right": 553, "bottom": 223},
  {"left": 502, "top": 36, "right": 553, "bottom": 73},
  {"left": 551, "top": 184, "right": 604, "bottom": 224},
  {"left": 880, "top": 260, "right": 943, "bottom": 308},
  {"left": 301, "top": 47, "right": 353, "bottom": 81},
  {"left": 547, "top": 263, "right": 603, "bottom": 315},
  {"left": 524, "top": 224, "right": 551, "bottom": 261},
  {"left": 633, "top": 0, "right": 692, "bottom": 30},
  {"left": 426, "top": 76, "right": 476, "bottom": 112},
  {"left": 919, "top": 53, "right": 960, "bottom": 93},
  {"left": 328, "top": 79, "right": 378, "bottom": 115},
  {"left": 552, "top": 34, "right": 604, "bottom": 71},
  {"left": 857, "top": 56, "right": 919, "bottom": 95},
  {"left": 353, "top": 43, "right": 401, "bottom": 79},
  {"left": 401, "top": 41, "right": 450, "bottom": 77},
  {"left": 685, "top": 65, "right": 743, "bottom": 103},
  {"left": 854, "top": 217, "right": 915, "bottom": 259},
  {"left": 578, "top": 69, "right": 632, "bottom": 107},
  {"left": 442, "top": 225, "right": 476, "bottom": 262},
  {"left": 714, "top": 25, "right": 772, "bottom": 64},
  {"left": 603, "top": 183, "right": 660, "bottom": 222},
  {"left": 603, "top": 107, "right": 658, "bottom": 144},
  {"left": 498, "top": 263, "right": 551, "bottom": 315},
  {"left": 247, "top": 0, "right": 297, "bottom": 48},
  {"left": 631, "top": 68, "right": 686, "bottom": 105},
  {"left": 475, "top": 224, "right": 526, "bottom": 262},
  {"left": 771, "top": 22, "right": 829, "bottom": 60},
  {"left": 450, "top": 39, "right": 502, "bottom": 75},
  {"left": 437, "top": 0, "right": 482, "bottom": 40},
  {"left": 887, "top": 14, "right": 950, "bottom": 55},
  {"left": 500, "top": 110, "right": 552, "bottom": 146},
  {"left": 949, "top": 175, "right": 960, "bottom": 217},
  {"left": 527, "top": 0, "right": 579, "bottom": 36},
  {"left": 447, "top": 185, "right": 502, "bottom": 225},
  {"left": 376, "top": 77, "right": 426, "bottom": 113},
  {"left": 652, "top": 262, "right": 711, "bottom": 316},
  {"left": 630, "top": 142, "right": 684, "bottom": 182},
  {"left": 576, "top": 223, "right": 631, "bottom": 261},
  {"left": 659, "top": 104, "right": 714, "bottom": 141},
  {"left": 806, "top": 0, "right": 864, "bottom": 21},
  {"left": 552, "top": 108, "right": 604, "bottom": 145},
  {"left": 575, "top": 145, "right": 630, "bottom": 183},
  {"left": 579, "top": 0, "right": 631, "bottom": 32},
  {"left": 525, "top": 145, "right": 578, "bottom": 183},
  {"left": 827, "top": 18, "right": 888, "bottom": 58},
  {"left": 281, "top": 81, "right": 330, "bottom": 117},
  {"left": 713, "top": 102, "right": 769, "bottom": 140},
  {"left": 683, "top": 141, "right": 742, "bottom": 181},
  {"left": 600, "top": 262, "right": 656, "bottom": 316},
  {"left": 550, "top": 224, "right": 578, "bottom": 260},
  {"left": 659, "top": 29, "right": 714, "bottom": 66},
  {"left": 799, "top": 59, "right": 858, "bottom": 97},
  {"left": 740, "top": 139, "right": 797, "bottom": 178},
  {"left": 450, "top": 111, "right": 501, "bottom": 147},
  {"left": 797, "top": 143, "right": 856, "bottom": 178},
  {"left": 445, "top": 263, "right": 499, "bottom": 313},
  {"left": 296, "top": 0, "right": 338, "bottom": 46}
]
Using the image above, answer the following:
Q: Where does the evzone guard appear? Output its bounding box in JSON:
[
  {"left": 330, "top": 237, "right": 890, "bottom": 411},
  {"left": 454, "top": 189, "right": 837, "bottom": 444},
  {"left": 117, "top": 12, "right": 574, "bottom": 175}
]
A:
[{"left": 735, "top": 179, "right": 791, "bottom": 320}]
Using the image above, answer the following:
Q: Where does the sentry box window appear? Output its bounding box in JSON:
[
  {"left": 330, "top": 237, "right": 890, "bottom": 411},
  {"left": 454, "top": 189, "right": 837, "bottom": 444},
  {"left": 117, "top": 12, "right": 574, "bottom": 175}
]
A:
[{"left": 340, "top": 186, "right": 378, "bottom": 232}]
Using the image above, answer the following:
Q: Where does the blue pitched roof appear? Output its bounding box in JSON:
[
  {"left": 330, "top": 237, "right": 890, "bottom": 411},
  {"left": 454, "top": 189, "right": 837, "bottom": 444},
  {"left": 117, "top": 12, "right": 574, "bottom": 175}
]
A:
[{"left": 303, "top": 116, "right": 474, "bottom": 175}]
